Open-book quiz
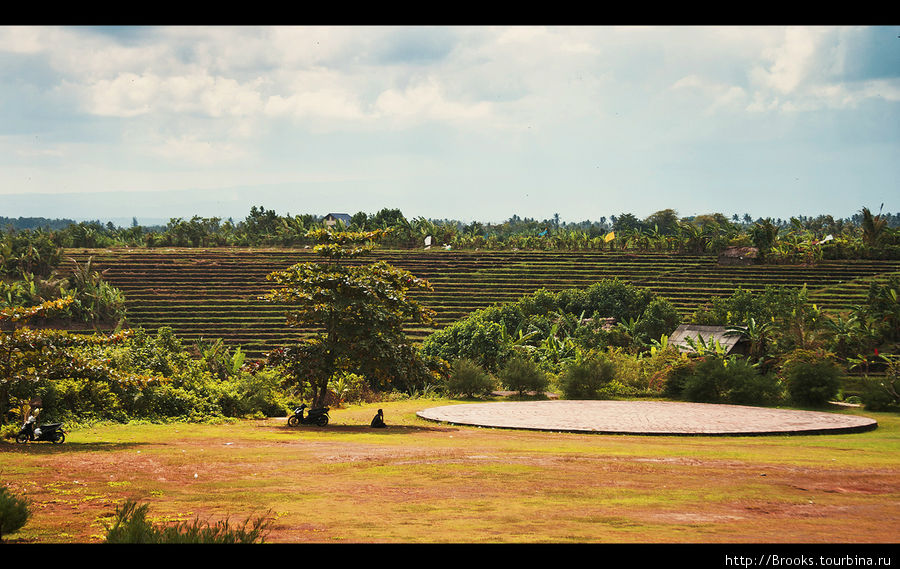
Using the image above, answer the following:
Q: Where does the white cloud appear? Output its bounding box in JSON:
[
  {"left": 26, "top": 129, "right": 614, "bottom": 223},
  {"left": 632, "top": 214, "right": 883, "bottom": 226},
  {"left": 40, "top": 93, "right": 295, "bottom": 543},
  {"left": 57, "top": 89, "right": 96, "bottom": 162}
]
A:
[
  {"left": 74, "top": 72, "right": 266, "bottom": 118},
  {"left": 373, "top": 77, "right": 493, "bottom": 125},
  {"left": 0, "top": 26, "right": 54, "bottom": 54},
  {"left": 671, "top": 74, "right": 749, "bottom": 113},
  {"left": 264, "top": 89, "right": 367, "bottom": 122},
  {"left": 150, "top": 134, "right": 249, "bottom": 165}
]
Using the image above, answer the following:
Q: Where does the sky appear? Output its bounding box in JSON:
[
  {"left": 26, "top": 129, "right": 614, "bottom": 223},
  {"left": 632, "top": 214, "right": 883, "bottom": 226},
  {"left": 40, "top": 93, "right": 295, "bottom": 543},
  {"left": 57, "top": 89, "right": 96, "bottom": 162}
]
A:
[{"left": 1, "top": 25, "right": 898, "bottom": 226}]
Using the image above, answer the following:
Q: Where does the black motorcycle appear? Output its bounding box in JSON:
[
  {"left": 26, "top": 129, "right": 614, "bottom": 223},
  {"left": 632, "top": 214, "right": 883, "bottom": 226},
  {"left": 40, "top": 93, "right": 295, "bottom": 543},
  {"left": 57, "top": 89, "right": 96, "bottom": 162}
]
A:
[
  {"left": 16, "top": 417, "right": 66, "bottom": 444},
  {"left": 288, "top": 404, "right": 329, "bottom": 427}
]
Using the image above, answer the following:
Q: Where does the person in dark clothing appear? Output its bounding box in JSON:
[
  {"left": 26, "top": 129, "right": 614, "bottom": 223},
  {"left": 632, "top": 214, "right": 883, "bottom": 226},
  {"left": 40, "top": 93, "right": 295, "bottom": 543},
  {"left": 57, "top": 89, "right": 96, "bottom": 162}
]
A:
[{"left": 370, "top": 409, "right": 386, "bottom": 428}]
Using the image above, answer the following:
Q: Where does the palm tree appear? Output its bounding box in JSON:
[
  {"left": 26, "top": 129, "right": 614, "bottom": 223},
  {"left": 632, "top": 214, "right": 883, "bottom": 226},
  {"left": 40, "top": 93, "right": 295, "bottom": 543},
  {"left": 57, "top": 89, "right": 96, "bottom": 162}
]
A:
[{"left": 860, "top": 206, "right": 887, "bottom": 248}]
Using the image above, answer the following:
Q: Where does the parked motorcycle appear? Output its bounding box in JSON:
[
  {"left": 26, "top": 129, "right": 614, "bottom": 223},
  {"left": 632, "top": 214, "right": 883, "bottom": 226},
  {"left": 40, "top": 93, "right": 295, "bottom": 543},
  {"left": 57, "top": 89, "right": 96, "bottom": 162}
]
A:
[
  {"left": 288, "top": 404, "right": 329, "bottom": 427},
  {"left": 16, "top": 416, "right": 66, "bottom": 444}
]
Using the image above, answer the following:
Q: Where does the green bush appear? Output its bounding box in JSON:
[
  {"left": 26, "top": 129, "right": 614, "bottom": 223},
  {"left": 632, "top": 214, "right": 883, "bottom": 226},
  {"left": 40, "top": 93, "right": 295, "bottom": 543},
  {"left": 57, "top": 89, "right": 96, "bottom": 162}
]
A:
[
  {"left": 860, "top": 360, "right": 900, "bottom": 411},
  {"left": 42, "top": 377, "right": 127, "bottom": 422},
  {"left": 420, "top": 316, "right": 511, "bottom": 373},
  {"left": 104, "top": 500, "right": 271, "bottom": 544},
  {"left": 780, "top": 349, "right": 842, "bottom": 407},
  {"left": 497, "top": 355, "right": 549, "bottom": 395},
  {"left": 0, "top": 486, "right": 30, "bottom": 541},
  {"left": 632, "top": 298, "right": 682, "bottom": 345},
  {"left": 726, "top": 363, "right": 784, "bottom": 406},
  {"left": 679, "top": 356, "right": 782, "bottom": 406},
  {"left": 860, "top": 380, "right": 900, "bottom": 411},
  {"left": 215, "top": 369, "right": 291, "bottom": 417},
  {"left": 444, "top": 358, "right": 496, "bottom": 398},
  {"left": 327, "top": 372, "right": 375, "bottom": 406},
  {"left": 559, "top": 352, "right": 616, "bottom": 399},
  {"left": 662, "top": 359, "right": 697, "bottom": 399},
  {"left": 681, "top": 357, "right": 731, "bottom": 403}
]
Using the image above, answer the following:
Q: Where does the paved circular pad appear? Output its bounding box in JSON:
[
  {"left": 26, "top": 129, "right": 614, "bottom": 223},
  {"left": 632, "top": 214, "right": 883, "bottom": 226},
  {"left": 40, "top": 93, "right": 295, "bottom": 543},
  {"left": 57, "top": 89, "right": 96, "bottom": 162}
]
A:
[{"left": 417, "top": 400, "right": 877, "bottom": 436}]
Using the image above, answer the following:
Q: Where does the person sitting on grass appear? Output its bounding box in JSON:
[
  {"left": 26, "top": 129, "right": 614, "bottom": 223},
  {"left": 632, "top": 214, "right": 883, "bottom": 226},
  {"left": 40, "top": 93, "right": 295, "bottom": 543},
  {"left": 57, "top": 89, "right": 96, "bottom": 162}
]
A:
[{"left": 371, "top": 409, "right": 386, "bottom": 428}]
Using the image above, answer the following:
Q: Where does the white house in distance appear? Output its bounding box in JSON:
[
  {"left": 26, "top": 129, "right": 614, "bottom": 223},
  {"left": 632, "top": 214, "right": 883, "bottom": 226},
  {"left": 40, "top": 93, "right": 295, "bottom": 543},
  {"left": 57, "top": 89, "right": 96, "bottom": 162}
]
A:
[{"left": 324, "top": 213, "right": 352, "bottom": 228}]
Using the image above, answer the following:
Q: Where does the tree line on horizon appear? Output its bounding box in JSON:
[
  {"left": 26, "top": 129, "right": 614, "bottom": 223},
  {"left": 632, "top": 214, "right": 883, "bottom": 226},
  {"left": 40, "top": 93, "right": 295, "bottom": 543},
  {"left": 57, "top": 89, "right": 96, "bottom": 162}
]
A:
[{"left": 2, "top": 204, "right": 900, "bottom": 261}]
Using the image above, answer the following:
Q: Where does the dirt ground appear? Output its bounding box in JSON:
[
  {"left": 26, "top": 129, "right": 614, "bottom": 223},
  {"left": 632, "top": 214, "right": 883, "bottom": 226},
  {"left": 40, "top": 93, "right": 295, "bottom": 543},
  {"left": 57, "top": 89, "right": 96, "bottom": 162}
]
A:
[{"left": 2, "top": 402, "right": 898, "bottom": 545}]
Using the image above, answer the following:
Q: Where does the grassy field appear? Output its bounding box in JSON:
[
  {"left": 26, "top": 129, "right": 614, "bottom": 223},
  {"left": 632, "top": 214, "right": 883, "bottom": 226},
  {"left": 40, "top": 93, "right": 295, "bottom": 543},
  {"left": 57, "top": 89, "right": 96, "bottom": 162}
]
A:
[{"left": 2, "top": 398, "right": 898, "bottom": 545}]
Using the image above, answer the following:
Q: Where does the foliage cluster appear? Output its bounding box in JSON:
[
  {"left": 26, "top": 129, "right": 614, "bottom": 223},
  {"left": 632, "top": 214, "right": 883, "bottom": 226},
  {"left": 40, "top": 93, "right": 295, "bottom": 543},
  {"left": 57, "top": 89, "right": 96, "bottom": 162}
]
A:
[
  {"left": 420, "top": 278, "right": 681, "bottom": 375},
  {"left": 6, "top": 204, "right": 900, "bottom": 260},
  {"left": 692, "top": 279, "right": 900, "bottom": 375},
  {"left": 665, "top": 356, "right": 784, "bottom": 406},
  {"left": 261, "top": 228, "right": 440, "bottom": 408},
  {"left": 0, "top": 322, "right": 290, "bottom": 429},
  {"left": 1, "top": 231, "right": 127, "bottom": 325},
  {"left": 424, "top": 268, "right": 899, "bottom": 410},
  {"left": 445, "top": 358, "right": 496, "bottom": 398}
]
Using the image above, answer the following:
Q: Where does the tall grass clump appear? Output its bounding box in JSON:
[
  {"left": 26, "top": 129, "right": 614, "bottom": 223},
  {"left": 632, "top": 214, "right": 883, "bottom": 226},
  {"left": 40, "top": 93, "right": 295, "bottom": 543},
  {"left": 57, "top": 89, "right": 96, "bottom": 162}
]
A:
[{"left": 104, "top": 500, "right": 272, "bottom": 544}]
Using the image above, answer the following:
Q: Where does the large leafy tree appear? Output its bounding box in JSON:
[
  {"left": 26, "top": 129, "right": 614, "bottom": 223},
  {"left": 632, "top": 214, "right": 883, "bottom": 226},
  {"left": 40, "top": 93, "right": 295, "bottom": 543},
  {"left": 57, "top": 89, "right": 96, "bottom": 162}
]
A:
[{"left": 261, "top": 228, "right": 436, "bottom": 407}]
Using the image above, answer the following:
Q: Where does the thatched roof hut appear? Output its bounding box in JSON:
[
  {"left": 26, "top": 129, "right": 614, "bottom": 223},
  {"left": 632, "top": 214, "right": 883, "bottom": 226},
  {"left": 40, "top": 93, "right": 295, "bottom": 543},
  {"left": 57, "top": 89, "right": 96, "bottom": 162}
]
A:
[
  {"left": 718, "top": 246, "right": 759, "bottom": 265},
  {"left": 669, "top": 324, "right": 749, "bottom": 355}
]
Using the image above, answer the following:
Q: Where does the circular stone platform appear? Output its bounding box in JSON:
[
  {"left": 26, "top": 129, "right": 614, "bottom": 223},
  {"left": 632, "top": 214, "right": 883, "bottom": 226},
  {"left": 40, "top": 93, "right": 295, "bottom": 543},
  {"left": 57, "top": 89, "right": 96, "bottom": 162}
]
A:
[{"left": 416, "top": 400, "right": 877, "bottom": 436}]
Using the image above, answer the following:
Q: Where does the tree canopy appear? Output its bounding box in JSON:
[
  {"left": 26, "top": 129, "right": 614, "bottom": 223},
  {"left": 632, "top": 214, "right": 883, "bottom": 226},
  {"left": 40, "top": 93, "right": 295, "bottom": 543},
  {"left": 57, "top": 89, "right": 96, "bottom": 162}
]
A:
[{"left": 261, "top": 228, "right": 437, "bottom": 406}]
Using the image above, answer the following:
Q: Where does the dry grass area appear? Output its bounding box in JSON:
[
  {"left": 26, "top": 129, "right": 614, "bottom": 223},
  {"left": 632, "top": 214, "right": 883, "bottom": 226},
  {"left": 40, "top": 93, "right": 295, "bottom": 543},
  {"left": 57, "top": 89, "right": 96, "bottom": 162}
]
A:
[{"left": 2, "top": 399, "right": 898, "bottom": 544}]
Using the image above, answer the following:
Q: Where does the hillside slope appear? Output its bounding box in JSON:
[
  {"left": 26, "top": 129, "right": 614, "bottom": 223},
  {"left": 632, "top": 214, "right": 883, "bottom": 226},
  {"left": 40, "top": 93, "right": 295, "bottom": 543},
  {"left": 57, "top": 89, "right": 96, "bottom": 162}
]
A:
[{"left": 62, "top": 248, "right": 900, "bottom": 358}]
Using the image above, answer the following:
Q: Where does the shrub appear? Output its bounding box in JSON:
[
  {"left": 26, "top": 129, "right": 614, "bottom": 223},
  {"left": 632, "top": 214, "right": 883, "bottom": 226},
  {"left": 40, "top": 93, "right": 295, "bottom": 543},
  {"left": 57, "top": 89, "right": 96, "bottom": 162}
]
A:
[
  {"left": 0, "top": 486, "right": 30, "bottom": 542},
  {"left": 632, "top": 298, "right": 681, "bottom": 345},
  {"left": 780, "top": 349, "right": 842, "bottom": 407},
  {"left": 681, "top": 357, "right": 730, "bottom": 403},
  {"left": 497, "top": 355, "right": 549, "bottom": 396},
  {"left": 327, "top": 372, "right": 375, "bottom": 406},
  {"left": 420, "top": 316, "right": 510, "bottom": 373},
  {"left": 860, "top": 380, "right": 900, "bottom": 411},
  {"left": 444, "top": 358, "right": 496, "bottom": 398},
  {"left": 559, "top": 352, "right": 616, "bottom": 399},
  {"left": 104, "top": 500, "right": 271, "bottom": 544},
  {"left": 726, "top": 363, "right": 784, "bottom": 406},
  {"left": 216, "top": 369, "right": 292, "bottom": 417},
  {"left": 679, "top": 356, "right": 782, "bottom": 406},
  {"left": 662, "top": 359, "right": 697, "bottom": 399},
  {"left": 860, "top": 359, "right": 900, "bottom": 411}
]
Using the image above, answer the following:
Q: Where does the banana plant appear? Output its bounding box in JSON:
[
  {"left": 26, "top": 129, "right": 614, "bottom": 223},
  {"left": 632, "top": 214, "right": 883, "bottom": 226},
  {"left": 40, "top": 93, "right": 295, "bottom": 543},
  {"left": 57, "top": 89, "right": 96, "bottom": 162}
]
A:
[
  {"left": 648, "top": 333, "right": 669, "bottom": 356},
  {"left": 230, "top": 346, "right": 246, "bottom": 375},
  {"left": 848, "top": 353, "right": 876, "bottom": 375},
  {"left": 684, "top": 334, "right": 727, "bottom": 357},
  {"left": 499, "top": 322, "right": 540, "bottom": 354},
  {"left": 726, "top": 317, "right": 772, "bottom": 362}
]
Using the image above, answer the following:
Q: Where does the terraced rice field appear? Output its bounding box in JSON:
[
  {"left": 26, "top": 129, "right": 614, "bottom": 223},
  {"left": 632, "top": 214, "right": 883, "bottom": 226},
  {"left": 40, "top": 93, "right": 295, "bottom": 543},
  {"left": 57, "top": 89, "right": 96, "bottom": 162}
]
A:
[{"left": 62, "top": 248, "right": 900, "bottom": 359}]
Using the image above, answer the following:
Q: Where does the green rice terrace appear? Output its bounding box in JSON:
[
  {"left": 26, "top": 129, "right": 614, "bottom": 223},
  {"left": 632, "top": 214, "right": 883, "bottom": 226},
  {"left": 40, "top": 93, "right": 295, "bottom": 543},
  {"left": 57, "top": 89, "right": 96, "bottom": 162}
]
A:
[{"left": 60, "top": 248, "right": 900, "bottom": 360}]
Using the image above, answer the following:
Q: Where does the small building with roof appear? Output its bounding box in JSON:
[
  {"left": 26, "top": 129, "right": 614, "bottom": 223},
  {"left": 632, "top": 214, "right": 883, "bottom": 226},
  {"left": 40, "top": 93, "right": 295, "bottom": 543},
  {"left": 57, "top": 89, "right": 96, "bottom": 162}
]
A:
[
  {"left": 324, "top": 213, "right": 352, "bottom": 228},
  {"left": 669, "top": 324, "right": 749, "bottom": 356}
]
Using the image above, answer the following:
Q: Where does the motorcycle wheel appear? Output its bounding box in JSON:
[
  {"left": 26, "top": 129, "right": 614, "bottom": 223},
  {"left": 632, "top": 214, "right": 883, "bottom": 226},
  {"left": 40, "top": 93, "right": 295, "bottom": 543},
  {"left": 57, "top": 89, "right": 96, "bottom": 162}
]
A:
[
  {"left": 52, "top": 433, "right": 65, "bottom": 444},
  {"left": 15, "top": 433, "right": 29, "bottom": 444},
  {"left": 287, "top": 415, "right": 300, "bottom": 427},
  {"left": 315, "top": 415, "right": 329, "bottom": 427}
]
